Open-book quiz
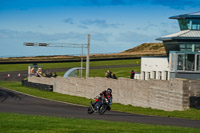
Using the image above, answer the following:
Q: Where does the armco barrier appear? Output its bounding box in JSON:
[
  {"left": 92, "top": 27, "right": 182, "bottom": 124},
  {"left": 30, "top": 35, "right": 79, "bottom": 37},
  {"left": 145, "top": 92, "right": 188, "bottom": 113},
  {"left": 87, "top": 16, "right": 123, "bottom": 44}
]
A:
[
  {"left": 28, "top": 76, "right": 200, "bottom": 111},
  {"left": 22, "top": 80, "right": 53, "bottom": 91}
]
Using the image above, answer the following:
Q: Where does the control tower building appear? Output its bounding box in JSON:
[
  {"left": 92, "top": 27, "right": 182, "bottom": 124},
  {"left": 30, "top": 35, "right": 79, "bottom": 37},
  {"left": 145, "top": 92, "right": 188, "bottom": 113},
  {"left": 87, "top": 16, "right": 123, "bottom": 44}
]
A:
[{"left": 139, "top": 11, "right": 200, "bottom": 80}]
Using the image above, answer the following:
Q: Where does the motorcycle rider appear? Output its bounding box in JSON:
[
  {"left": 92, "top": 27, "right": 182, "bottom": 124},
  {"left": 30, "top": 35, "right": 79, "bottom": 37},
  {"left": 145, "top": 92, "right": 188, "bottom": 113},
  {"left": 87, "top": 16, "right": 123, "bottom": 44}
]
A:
[
  {"left": 92, "top": 88, "right": 113, "bottom": 111},
  {"left": 100, "top": 88, "right": 112, "bottom": 105}
]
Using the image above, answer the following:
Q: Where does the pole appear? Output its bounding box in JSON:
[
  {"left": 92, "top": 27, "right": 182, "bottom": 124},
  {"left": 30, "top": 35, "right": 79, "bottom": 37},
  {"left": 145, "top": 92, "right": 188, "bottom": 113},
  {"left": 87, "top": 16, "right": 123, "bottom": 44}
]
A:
[
  {"left": 86, "top": 34, "right": 90, "bottom": 78},
  {"left": 80, "top": 44, "right": 83, "bottom": 78}
]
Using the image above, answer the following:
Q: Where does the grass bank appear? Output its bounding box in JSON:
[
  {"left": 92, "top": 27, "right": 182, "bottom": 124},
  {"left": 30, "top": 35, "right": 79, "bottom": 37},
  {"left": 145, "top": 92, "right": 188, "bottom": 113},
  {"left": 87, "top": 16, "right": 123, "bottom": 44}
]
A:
[
  {"left": 57, "top": 67, "right": 140, "bottom": 78},
  {"left": 0, "top": 113, "right": 199, "bottom": 133},
  {"left": 0, "top": 81, "right": 200, "bottom": 120},
  {"left": 0, "top": 59, "right": 140, "bottom": 72}
]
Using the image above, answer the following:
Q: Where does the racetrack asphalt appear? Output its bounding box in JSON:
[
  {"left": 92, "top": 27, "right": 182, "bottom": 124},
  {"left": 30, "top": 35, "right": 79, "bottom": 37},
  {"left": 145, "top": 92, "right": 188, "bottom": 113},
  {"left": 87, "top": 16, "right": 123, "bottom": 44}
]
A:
[{"left": 0, "top": 87, "right": 200, "bottom": 128}]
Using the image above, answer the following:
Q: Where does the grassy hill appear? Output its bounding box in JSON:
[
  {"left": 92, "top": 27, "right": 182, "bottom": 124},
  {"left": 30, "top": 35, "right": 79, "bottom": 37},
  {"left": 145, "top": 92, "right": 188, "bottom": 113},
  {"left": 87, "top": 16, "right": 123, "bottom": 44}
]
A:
[
  {"left": 122, "top": 43, "right": 166, "bottom": 54},
  {"left": 0, "top": 43, "right": 166, "bottom": 63}
]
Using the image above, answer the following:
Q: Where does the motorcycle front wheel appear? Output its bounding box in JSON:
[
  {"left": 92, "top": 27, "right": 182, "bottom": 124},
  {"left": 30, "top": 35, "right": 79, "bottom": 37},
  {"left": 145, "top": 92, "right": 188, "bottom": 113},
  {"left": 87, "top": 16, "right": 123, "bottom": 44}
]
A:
[
  {"left": 87, "top": 106, "right": 94, "bottom": 114},
  {"left": 98, "top": 105, "right": 107, "bottom": 115}
]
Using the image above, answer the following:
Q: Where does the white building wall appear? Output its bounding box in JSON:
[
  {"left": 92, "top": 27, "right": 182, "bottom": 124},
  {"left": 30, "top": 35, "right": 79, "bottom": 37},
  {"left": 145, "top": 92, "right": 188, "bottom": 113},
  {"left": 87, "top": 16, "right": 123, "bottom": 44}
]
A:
[{"left": 140, "top": 57, "right": 170, "bottom": 80}]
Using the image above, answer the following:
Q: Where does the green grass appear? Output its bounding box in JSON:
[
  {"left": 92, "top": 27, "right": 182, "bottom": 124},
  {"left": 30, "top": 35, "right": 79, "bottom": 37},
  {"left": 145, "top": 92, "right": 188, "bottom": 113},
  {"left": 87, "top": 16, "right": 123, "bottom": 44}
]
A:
[
  {"left": 57, "top": 67, "right": 140, "bottom": 78},
  {"left": 0, "top": 81, "right": 91, "bottom": 106},
  {"left": 0, "top": 81, "right": 200, "bottom": 120},
  {"left": 0, "top": 113, "right": 199, "bottom": 133},
  {"left": 88, "top": 67, "right": 140, "bottom": 78},
  {"left": 0, "top": 59, "right": 140, "bottom": 72}
]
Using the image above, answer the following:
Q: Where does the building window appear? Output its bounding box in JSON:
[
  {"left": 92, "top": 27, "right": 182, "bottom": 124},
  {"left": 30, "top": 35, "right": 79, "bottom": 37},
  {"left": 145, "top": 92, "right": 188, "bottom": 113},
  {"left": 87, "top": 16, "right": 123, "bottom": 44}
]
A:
[
  {"left": 185, "top": 54, "right": 195, "bottom": 71},
  {"left": 196, "top": 55, "right": 200, "bottom": 71},
  {"left": 178, "top": 19, "right": 188, "bottom": 30},
  {"left": 179, "top": 44, "right": 186, "bottom": 51},
  {"left": 178, "top": 19, "right": 200, "bottom": 30},
  {"left": 173, "top": 53, "right": 199, "bottom": 72},
  {"left": 195, "top": 44, "right": 200, "bottom": 52},
  {"left": 179, "top": 44, "right": 193, "bottom": 52},
  {"left": 177, "top": 54, "right": 184, "bottom": 70},
  {"left": 179, "top": 44, "right": 200, "bottom": 52}
]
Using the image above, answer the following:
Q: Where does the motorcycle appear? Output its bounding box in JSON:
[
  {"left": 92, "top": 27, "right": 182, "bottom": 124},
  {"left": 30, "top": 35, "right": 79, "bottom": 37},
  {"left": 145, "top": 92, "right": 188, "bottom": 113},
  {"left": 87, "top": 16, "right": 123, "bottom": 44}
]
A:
[{"left": 87, "top": 96, "right": 110, "bottom": 115}]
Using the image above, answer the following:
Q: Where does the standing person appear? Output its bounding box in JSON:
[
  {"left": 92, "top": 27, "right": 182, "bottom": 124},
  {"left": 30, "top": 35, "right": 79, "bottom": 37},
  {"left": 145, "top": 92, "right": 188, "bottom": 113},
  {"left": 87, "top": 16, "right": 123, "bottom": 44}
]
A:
[
  {"left": 36, "top": 68, "right": 42, "bottom": 77},
  {"left": 105, "top": 70, "right": 112, "bottom": 78},
  {"left": 130, "top": 70, "right": 135, "bottom": 79},
  {"left": 30, "top": 68, "right": 34, "bottom": 74},
  {"left": 53, "top": 72, "right": 57, "bottom": 78},
  {"left": 112, "top": 73, "right": 117, "bottom": 79}
]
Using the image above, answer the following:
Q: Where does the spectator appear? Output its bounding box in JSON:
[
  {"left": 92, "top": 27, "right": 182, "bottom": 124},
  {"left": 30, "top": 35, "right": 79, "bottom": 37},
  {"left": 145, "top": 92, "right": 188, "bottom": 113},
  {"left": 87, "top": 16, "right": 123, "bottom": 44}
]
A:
[
  {"left": 45, "top": 71, "right": 51, "bottom": 78},
  {"left": 36, "top": 73, "right": 41, "bottom": 77},
  {"left": 53, "top": 72, "right": 57, "bottom": 78},
  {"left": 112, "top": 73, "right": 117, "bottom": 79},
  {"left": 36, "top": 68, "right": 42, "bottom": 77},
  {"left": 130, "top": 70, "right": 135, "bottom": 79},
  {"left": 105, "top": 69, "right": 112, "bottom": 78},
  {"left": 30, "top": 68, "right": 34, "bottom": 74},
  {"left": 49, "top": 72, "right": 53, "bottom": 77}
]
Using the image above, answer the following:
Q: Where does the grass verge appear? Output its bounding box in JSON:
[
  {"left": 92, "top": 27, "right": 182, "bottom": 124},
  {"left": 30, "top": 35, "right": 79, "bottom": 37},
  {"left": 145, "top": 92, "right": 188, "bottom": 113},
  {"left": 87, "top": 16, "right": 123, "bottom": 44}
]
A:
[
  {"left": 0, "top": 81, "right": 200, "bottom": 120},
  {"left": 0, "top": 59, "right": 140, "bottom": 72},
  {"left": 57, "top": 67, "right": 140, "bottom": 78},
  {"left": 0, "top": 112, "right": 200, "bottom": 133}
]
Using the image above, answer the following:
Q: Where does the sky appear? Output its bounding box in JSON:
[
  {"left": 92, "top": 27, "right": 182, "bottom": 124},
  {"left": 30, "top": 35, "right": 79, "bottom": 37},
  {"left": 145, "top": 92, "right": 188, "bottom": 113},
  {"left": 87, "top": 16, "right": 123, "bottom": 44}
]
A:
[{"left": 0, "top": 0, "right": 200, "bottom": 57}]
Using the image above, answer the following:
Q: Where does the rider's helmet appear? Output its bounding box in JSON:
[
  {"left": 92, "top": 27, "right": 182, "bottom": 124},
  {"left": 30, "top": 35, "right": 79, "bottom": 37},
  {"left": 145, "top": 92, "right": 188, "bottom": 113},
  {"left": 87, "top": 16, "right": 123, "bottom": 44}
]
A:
[{"left": 107, "top": 88, "right": 112, "bottom": 94}]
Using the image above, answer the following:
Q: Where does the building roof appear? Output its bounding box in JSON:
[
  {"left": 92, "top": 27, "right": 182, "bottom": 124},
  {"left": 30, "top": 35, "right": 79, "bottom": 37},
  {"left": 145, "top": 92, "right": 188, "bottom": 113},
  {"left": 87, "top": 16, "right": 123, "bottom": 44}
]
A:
[
  {"left": 156, "top": 30, "right": 200, "bottom": 41},
  {"left": 170, "top": 11, "right": 200, "bottom": 19}
]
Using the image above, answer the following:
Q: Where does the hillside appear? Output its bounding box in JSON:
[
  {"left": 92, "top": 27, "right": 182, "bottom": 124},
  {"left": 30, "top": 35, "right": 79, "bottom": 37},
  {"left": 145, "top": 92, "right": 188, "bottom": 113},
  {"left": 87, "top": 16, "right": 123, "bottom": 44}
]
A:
[
  {"left": 0, "top": 43, "right": 166, "bottom": 63},
  {"left": 122, "top": 43, "right": 166, "bottom": 54}
]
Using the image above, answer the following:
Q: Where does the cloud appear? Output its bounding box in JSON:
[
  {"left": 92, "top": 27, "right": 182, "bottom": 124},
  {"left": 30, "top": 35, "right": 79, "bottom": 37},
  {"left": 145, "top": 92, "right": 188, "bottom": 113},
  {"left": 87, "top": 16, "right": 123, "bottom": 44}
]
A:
[
  {"left": 134, "top": 21, "right": 179, "bottom": 38},
  {"left": 63, "top": 18, "right": 74, "bottom": 24},
  {"left": 78, "top": 25, "right": 88, "bottom": 29},
  {"left": 63, "top": 18, "right": 121, "bottom": 29},
  {"left": 80, "top": 19, "right": 120, "bottom": 28},
  {"left": 89, "top": 31, "right": 111, "bottom": 42},
  {"left": 0, "top": 29, "right": 112, "bottom": 44},
  {"left": 115, "top": 31, "right": 157, "bottom": 43},
  {"left": 0, "top": 29, "right": 87, "bottom": 43}
]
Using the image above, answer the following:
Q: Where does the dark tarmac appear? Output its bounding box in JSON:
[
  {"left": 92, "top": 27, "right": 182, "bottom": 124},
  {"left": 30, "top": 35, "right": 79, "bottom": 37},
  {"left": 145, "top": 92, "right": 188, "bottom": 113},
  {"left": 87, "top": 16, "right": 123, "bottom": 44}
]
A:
[{"left": 0, "top": 87, "right": 200, "bottom": 128}]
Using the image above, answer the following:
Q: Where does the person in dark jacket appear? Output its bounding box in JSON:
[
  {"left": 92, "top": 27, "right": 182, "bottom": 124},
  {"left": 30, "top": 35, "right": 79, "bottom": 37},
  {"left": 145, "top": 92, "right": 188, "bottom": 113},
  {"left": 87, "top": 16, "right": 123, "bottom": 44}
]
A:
[
  {"left": 130, "top": 70, "right": 135, "bottom": 79},
  {"left": 105, "top": 70, "right": 112, "bottom": 78},
  {"left": 100, "top": 88, "right": 113, "bottom": 105},
  {"left": 112, "top": 73, "right": 117, "bottom": 79}
]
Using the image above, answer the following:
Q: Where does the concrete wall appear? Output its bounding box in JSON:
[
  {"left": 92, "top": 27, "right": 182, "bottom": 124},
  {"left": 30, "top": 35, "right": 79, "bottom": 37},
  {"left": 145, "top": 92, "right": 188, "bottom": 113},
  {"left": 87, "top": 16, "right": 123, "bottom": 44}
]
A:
[{"left": 28, "top": 76, "right": 200, "bottom": 111}]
